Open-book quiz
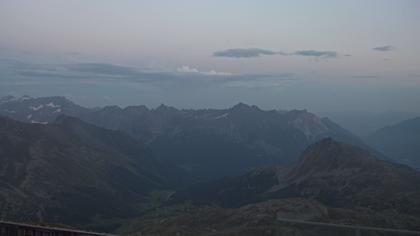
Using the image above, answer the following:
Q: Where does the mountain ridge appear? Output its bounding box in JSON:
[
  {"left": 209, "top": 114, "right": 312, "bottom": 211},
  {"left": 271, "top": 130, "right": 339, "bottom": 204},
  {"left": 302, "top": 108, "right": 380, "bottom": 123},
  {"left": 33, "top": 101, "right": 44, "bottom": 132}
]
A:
[
  {"left": 0, "top": 115, "right": 185, "bottom": 230},
  {"left": 121, "top": 138, "right": 420, "bottom": 235},
  {"left": 171, "top": 138, "right": 420, "bottom": 212},
  {"left": 367, "top": 117, "right": 420, "bottom": 169},
  {"left": 0, "top": 95, "right": 368, "bottom": 181}
]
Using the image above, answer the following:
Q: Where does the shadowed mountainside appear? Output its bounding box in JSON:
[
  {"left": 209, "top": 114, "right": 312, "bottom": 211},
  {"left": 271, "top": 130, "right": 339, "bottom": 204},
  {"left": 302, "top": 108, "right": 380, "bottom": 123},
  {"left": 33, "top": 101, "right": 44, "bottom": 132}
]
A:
[
  {"left": 0, "top": 115, "right": 185, "bottom": 230},
  {"left": 138, "top": 139, "right": 420, "bottom": 235},
  {"left": 367, "top": 117, "right": 420, "bottom": 169},
  {"left": 0, "top": 96, "right": 365, "bottom": 181}
]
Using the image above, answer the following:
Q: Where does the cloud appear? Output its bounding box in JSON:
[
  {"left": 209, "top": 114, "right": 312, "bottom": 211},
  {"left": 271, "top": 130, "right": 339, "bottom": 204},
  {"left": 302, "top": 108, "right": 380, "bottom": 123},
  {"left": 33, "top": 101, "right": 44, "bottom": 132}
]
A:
[
  {"left": 67, "top": 63, "right": 140, "bottom": 76},
  {"left": 176, "top": 65, "right": 199, "bottom": 73},
  {"left": 206, "top": 70, "right": 233, "bottom": 76},
  {"left": 176, "top": 65, "right": 232, "bottom": 76},
  {"left": 373, "top": 45, "right": 394, "bottom": 51},
  {"left": 222, "top": 74, "right": 296, "bottom": 89},
  {"left": 293, "top": 50, "right": 337, "bottom": 58},
  {"left": 1, "top": 59, "right": 297, "bottom": 92},
  {"left": 213, "top": 48, "right": 277, "bottom": 58},
  {"left": 213, "top": 48, "right": 339, "bottom": 59}
]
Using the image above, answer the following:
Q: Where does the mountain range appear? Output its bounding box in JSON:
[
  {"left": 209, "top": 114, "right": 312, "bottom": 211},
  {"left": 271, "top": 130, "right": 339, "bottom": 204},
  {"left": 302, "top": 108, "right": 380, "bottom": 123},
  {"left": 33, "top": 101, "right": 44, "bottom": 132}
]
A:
[
  {"left": 1, "top": 95, "right": 420, "bottom": 235},
  {"left": 0, "top": 95, "right": 90, "bottom": 124},
  {"left": 0, "top": 96, "right": 364, "bottom": 181}
]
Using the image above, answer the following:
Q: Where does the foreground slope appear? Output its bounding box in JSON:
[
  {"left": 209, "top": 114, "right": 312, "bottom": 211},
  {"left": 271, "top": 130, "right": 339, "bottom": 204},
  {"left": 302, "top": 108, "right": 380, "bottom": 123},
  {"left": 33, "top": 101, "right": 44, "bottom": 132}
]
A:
[
  {"left": 119, "top": 198, "right": 420, "bottom": 236},
  {"left": 0, "top": 115, "right": 182, "bottom": 229}
]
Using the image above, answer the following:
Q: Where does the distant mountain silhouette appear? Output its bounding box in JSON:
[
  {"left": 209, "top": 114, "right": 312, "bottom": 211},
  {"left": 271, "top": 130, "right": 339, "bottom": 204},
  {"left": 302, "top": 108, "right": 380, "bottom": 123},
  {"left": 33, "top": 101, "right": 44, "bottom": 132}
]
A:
[
  {"left": 80, "top": 102, "right": 364, "bottom": 181},
  {"left": 0, "top": 95, "right": 90, "bottom": 123},
  {"left": 0, "top": 96, "right": 364, "bottom": 181},
  {"left": 367, "top": 117, "right": 420, "bottom": 169}
]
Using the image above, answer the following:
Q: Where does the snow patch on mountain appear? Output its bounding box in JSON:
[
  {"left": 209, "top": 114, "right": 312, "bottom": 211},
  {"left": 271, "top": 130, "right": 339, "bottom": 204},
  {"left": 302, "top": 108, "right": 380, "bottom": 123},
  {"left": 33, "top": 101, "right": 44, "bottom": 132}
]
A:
[
  {"left": 4, "top": 109, "right": 16, "bottom": 113},
  {"left": 0, "top": 96, "right": 17, "bottom": 104},
  {"left": 20, "top": 95, "right": 32, "bottom": 101},
  {"left": 46, "top": 102, "right": 61, "bottom": 108},
  {"left": 30, "top": 120, "right": 48, "bottom": 125},
  {"left": 288, "top": 110, "right": 330, "bottom": 140},
  {"left": 215, "top": 113, "right": 229, "bottom": 119},
  {"left": 30, "top": 105, "right": 44, "bottom": 111}
]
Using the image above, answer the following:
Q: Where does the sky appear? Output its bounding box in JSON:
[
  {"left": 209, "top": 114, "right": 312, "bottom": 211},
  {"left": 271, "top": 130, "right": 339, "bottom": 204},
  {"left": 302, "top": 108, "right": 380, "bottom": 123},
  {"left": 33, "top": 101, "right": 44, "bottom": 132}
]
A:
[{"left": 0, "top": 0, "right": 419, "bottom": 112}]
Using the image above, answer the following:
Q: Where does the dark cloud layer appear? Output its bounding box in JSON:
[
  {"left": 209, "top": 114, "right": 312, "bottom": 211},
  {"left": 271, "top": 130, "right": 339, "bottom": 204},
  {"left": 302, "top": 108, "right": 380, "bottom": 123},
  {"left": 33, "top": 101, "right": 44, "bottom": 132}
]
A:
[
  {"left": 213, "top": 48, "right": 277, "bottom": 58},
  {"left": 213, "top": 48, "right": 339, "bottom": 59},
  {"left": 373, "top": 45, "right": 394, "bottom": 51},
  {"left": 293, "top": 50, "right": 337, "bottom": 58},
  {"left": 1, "top": 60, "right": 295, "bottom": 90},
  {"left": 67, "top": 63, "right": 140, "bottom": 76}
]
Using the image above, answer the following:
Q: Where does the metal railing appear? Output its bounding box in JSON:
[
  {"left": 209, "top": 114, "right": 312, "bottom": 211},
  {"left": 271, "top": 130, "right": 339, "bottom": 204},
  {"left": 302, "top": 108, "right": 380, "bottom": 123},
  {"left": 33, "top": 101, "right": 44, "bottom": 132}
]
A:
[
  {"left": 277, "top": 218, "right": 420, "bottom": 236},
  {"left": 0, "top": 220, "right": 115, "bottom": 236}
]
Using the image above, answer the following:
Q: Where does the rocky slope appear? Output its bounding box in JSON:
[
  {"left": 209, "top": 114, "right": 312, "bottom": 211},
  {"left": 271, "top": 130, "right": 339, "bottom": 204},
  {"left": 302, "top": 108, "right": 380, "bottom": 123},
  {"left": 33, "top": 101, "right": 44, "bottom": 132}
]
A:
[
  {"left": 0, "top": 115, "right": 184, "bottom": 230},
  {"left": 163, "top": 138, "right": 420, "bottom": 234},
  {"left": 0, "top": 95, "right": 90, "bottom": 124},
  {"left": 173, "top": 139, "right": 420, "bottom": 210},
  {"left": 119, "top": 198, "right": 420, "bottom": 236}
]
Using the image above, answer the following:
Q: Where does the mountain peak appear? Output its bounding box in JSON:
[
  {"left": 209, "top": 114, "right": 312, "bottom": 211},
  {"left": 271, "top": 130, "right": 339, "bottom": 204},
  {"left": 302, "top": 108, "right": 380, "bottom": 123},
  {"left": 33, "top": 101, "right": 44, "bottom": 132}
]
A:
[
  {"left": 287, "top": 138, "right": 374, "bottom": 181},
  {"left": 0, "top": 95, "right": 17, "bottom": 104},
  {"left": 155, "top": 104, "right": 178, "bottom": 112},
  {"left": 102, "top": 105, "right": 123, "bottom": 112},
  {"left": 20, "top": 95, "right": 33, "bottom": 100},
  {"left": 230, "top": 102, "right": 260, "bottom": 112},
  {"left": 285, "top": 110, "right": 332, "bottom": 140},
  {"left": 124, "top": 105, "right": 149, "bottom": 113},
  {"left": 286, "top": 109, "right": 318, "bottom": 122},
  {"left": 314, "top": 137, "right": 336, "bottom": 145}
]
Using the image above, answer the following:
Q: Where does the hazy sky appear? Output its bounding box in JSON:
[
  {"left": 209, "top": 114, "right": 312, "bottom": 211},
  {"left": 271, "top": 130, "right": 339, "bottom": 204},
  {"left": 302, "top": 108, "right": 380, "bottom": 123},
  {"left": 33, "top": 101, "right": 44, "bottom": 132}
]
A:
[{"left": 0, "top": 0, "right": 419, "bottom": 112}]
